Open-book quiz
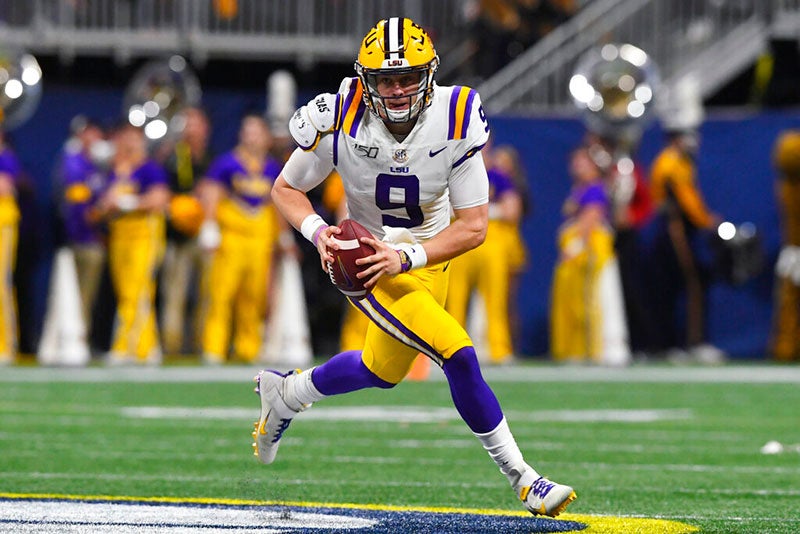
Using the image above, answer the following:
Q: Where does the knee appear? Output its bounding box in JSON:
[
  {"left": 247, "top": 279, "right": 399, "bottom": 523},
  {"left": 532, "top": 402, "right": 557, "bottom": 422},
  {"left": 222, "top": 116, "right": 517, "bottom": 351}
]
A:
[
  {"left": 376, "top": 379, "right": 396, "bottom": 390},
  {"left": 442, "top": 346, "right": 481, "bottom": 380},
  {"left": 355, "top": 357, "right": 396, "bottom": 389}
]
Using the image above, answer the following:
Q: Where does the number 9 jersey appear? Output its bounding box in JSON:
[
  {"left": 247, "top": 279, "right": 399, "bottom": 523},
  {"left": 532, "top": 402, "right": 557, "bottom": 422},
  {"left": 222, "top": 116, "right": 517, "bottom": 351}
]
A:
[{"left": 283, "top": 77, "right": 491, "bottom": 243}]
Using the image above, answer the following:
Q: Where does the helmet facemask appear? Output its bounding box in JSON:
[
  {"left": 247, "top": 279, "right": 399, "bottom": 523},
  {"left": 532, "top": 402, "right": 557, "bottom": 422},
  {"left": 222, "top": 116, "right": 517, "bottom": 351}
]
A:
[{"left": 356, "top": 62, "right": 438, "bottom": 123}]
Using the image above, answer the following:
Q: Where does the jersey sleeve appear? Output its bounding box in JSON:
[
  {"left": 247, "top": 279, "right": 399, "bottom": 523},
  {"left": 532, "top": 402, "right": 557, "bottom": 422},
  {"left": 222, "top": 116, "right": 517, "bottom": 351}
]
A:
[
  {"left": 0, "top": 150, "right": 21, "bottom": 181},
  {"left": 449, "top": 148, "right": 489, "bottom": 210},
  {"left": 140, "top": 160, "right": 169, "bottom": 191},
  {"left": 204, "top": 153, "right": 235, "bottom": 187},
  {"left": 488, "top": 168, "right": 515, "bottom": 201},
  {"left": 448, "top": 88, "right": 491, "bottom": 169},
  {"left": 282, "top": 135, "right": 335, "bottom": 193}
]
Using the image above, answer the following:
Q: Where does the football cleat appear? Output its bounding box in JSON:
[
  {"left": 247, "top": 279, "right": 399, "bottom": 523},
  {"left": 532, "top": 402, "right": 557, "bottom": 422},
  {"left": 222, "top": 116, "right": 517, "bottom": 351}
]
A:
[
  {"left": 251, "top": 369, "right": 307, "bottom": 464},
  {"left": 517, "top": 472, "right": 577, "bottom": 517}
]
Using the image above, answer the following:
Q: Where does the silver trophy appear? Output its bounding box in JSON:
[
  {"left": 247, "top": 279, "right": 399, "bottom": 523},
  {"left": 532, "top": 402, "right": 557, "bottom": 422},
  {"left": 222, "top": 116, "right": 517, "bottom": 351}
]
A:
[
  {"left": 0, "top": 48, "right": 42, "bottom": 130},
  {"left": 122, "top": 55, "right": 202, "bottom": 143}
]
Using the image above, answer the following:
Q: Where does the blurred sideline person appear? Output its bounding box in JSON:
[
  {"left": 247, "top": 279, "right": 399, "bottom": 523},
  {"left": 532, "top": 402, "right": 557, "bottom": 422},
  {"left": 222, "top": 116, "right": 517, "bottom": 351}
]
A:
[
  {"left": 156, "top": 106, "right": 212, "bottom": 355},
  {"left": 648, "top": 78, "right": 726, "bottom": 364},
  {"left": 0, "top": 130, "right": 20, "bottom": 365},
  {"left": 55, "top": 116, "right": 111, "bottom": 338},
  {"left": 649, "top": 128, "right": 725, "bottom": 364},
  {"left": 550, "top": 147, "right": 630, "bottom": 365},
  {"left": 770, "top": 129, "right": 800, "bottom": 361},
  {"left": 197, "top": 113, "right": 294, "bottom": 364},
  {"left": 584, "top": 133, "right": 657, "bottom": 358},
  {"left": 94, "top": 123, "right": 170, "bottom": 365},
  {"left": 254, "top": 17, "right": 576, "bottom": 518},
  {"left": 446, "top": 144, "right": 526, "bottom": 364},
  {"left": 491, "top": 145, "right": 531, "bottom": 350}
]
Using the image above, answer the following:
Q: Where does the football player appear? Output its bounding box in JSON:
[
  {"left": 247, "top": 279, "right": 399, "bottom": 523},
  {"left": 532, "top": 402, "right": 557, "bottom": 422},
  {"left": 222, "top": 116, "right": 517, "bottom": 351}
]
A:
[
  {"left": 253, "top": 17, "right": 576, "bottom": 517},
  {"left": 94, "top": 123, "right": 170, "bottom": 365}
]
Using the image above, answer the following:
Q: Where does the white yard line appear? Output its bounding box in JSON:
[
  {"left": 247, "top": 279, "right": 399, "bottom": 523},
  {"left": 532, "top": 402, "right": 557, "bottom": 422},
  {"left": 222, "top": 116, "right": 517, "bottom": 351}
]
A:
[{"left": 2, "top": 363, "right": 800, "bottom": 383}]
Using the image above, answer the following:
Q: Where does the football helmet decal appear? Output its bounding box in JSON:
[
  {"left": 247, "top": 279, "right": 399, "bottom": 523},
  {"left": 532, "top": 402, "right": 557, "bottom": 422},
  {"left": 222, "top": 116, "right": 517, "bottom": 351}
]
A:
[{"left": 355, "top": 17, "right": 439, "bottom": 123}]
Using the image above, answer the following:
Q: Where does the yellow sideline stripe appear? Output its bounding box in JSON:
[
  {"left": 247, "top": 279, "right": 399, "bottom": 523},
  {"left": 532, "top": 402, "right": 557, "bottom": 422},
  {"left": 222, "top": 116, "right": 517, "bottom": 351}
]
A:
[{"left": 0, "top": 493, "right": 698, "bottom": 533}]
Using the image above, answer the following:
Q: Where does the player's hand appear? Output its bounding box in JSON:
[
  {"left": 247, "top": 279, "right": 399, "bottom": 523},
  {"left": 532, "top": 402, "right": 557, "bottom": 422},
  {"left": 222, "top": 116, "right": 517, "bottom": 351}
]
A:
[
  {"left": 355, "top": 237, "right": 403, "bottom": 288},
  {"left": 314, "top": 224, "right": 340, "bottom": 272}
]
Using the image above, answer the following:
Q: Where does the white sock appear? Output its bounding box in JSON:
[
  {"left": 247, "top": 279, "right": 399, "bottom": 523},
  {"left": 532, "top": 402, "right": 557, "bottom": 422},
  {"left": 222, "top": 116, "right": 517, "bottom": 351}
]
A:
[
  {"left": 474, "top": 417, "right": 539, "bottom": 490},
  {"left": 286, "top": 367, "right": 326, "bottom": 408}
]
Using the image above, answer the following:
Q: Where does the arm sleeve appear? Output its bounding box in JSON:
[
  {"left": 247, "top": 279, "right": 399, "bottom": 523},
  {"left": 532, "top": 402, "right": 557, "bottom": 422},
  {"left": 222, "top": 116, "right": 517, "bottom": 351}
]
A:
[
  {"left": 670, "top": 161, "right": 715, "bottom": 229},
  {"left": 452, "top": 90, "right": 491, "bottom": 169},
  {"left": 449, "top": 149, "right": 489, "bottom": 210},
  {"left": 204, "top": 154, "right": 233, "bottom": 186},
  {"left": 281, "top": 136, "right": 336, "bottom": 193}
]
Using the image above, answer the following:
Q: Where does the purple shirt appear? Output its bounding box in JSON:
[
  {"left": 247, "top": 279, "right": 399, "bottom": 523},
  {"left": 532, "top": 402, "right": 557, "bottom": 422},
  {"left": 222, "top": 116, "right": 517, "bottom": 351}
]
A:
[
  {"left": 0, "top": 148, "right": 22, "bottom": 182},
  {"left": 488, "top": 168, "right": 515, "bottom": 202},
  {"left": 59, "top": 149, "right": 106, "bottom": 244},
  {"left": 564, "top": 182, "right": 608, "bottom": 221},
  {"left": 106, "top": 159, "right": 168, "bottom": 195},
  {"left": 204, "top": 151, "right": 281, "bottom": 209}
]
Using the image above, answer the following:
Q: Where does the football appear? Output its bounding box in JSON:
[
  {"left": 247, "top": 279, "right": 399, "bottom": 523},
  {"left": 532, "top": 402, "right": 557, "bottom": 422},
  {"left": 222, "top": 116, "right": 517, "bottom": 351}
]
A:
[{"left": 327, "top": 218, "right": 376, "bottom": 298}]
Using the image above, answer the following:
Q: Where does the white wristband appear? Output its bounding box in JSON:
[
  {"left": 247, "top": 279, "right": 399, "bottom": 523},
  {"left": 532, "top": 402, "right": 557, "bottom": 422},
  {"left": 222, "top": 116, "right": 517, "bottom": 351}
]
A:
[
  {"left": 395, "top": 242, "right": 428, "bottom": 271},
  {"left": 300, "top": 213, "right": 328, "bottom": 244}
]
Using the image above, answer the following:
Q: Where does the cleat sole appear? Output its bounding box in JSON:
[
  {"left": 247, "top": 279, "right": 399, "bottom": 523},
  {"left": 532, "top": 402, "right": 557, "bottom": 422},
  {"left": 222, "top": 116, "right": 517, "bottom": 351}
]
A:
[{"left": 548, "top": 491, "right": 577, "bottom": 518}]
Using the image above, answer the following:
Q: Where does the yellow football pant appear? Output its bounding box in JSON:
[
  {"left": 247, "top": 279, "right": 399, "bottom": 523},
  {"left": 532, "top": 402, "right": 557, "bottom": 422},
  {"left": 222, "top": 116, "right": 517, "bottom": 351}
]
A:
[
  {"left": 109, "top": 215, "right": 165, "bottom": 360},
  {"left": 0, "top": 197, "right": 18, "bottom": 360},
  {"left": 446, "top": 220, "right": 516, "bottom": 362},
  {"left": 349, "top": 261, "right": 471, "bottom": 384},
  {"left": 340, "top": 300, "right": 369, "bottom": 352},
  {"left": 200, "top": 203, "right": 277, "bottom": 362},
  {"left": 550, "top": 224, "right": 616, "bottom": 362}
]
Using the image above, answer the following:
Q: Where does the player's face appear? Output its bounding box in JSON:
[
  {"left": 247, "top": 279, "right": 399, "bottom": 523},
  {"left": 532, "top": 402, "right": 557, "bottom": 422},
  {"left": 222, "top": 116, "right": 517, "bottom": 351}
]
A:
[{"left": 375, "top": 73, "right": 421, "bottom": 113}]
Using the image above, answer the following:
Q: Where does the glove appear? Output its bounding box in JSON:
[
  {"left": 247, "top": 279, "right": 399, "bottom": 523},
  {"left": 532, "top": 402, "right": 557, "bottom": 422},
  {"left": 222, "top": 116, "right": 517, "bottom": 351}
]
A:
[
  {"left": 288, "top": 93, "right": 338, "bottom": 150},
  {"left": 198, "top": 220, "right": 221, "bottom": 250},
  {"left": 381, "top": 226, "right": 417, "bottom": 245}
]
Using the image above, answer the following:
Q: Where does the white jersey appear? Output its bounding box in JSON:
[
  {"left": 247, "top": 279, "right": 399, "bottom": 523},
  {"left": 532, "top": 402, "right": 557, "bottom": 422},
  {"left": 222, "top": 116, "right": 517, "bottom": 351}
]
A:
[{"left": 283, "top": 78, "right": 490, "bottom": 242}]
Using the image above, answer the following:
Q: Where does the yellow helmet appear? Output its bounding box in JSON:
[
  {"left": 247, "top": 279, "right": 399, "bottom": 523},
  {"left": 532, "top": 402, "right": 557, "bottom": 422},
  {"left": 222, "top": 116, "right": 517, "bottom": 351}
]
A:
[{"left": 354, "top": 17, "right": 439, "bottom": 123}]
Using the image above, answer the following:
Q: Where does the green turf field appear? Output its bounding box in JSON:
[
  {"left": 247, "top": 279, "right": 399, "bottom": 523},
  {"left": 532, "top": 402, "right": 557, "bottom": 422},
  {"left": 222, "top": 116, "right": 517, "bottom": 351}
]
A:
[{"left": 1, "top": 363, "right": 799, "bottom": 533}]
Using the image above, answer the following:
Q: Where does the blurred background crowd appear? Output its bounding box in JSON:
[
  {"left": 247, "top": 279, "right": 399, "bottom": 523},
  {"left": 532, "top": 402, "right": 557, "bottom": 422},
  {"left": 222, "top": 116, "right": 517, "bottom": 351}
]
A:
[{"left": 0, "top": 0, "right": 799, "bottom": 367}]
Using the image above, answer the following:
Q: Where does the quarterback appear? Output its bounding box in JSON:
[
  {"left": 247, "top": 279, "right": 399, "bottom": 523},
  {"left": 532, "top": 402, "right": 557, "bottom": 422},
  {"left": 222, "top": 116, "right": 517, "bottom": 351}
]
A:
[{"left": 255, "top": 17, "right": 577, "bottom": 517}]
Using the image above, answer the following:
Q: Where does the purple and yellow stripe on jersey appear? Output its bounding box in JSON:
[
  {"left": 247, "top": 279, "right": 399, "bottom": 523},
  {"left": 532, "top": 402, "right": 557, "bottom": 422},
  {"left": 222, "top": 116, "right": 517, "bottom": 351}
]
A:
[
  {"left": 349, "top": 294, "right": 444, "bottom": 367},
  {"left": 340, "top": 78, "right": 367, "bottom": 138},
  {"left": 447, "top": 86, "right": 477, "bottom": 141}
]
